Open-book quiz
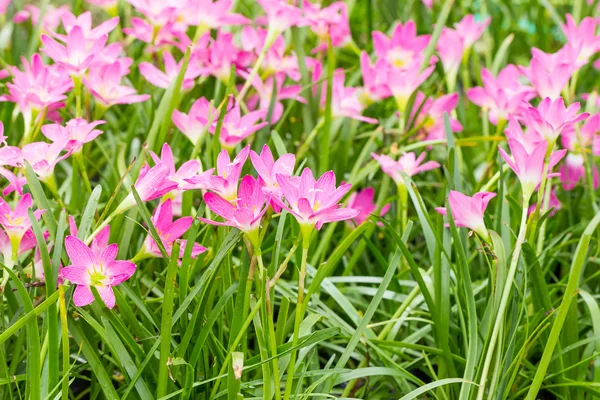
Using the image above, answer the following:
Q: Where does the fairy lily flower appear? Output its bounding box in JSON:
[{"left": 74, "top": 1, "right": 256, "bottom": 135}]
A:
[
  {"left": 69, "top": 215, "right": 111, "bottom": 254},
  {"left": 521, "top": 97, "right": 588, "bottom": 144},
  {"left": 0, "top": 168, "right": 27, "bottom": 196},
  {"left": 272, "top": 168, "right": 359, "bottom": 240},
  {"left": 301, "top": 0, "right": 352, "bottom": 52},
  {"left": 562, "top": 14, "right": 600, "bottom": 65},
  {"left": 372, "top": 20, "right": 430, "bottom": 70},
  {"left": 359, "top": 52, "right": 392, "bottom": 105},
  {"left": 149, "top": 143, "right": 214, "bottom": 193},
  {"left": 211, "top": 101, "right": 268, "bottom": 149},
  {"left": 192, "top": 146, "right": 250, "bottom": 201},
  {"left": 0, "top": 229, "right": 38, "bottom": 268},
  {"left": 435, "top": 191, "right": 496, "bottom": 243},
  {"left": 172, "top": 97, "right": 220, "bottom": 146},
  {"left": 385, "top": 62, "right": 435, "bottom": 114},
  {"left": 182, "top": 0, "right": 249, "bottom": 33},
  {"left": 195, "top": 31, "right": 250, "bottom": 83},
  {"left": 138, "top": 199, "right": 206, "bottom": 260},
  {"left": 498, "top": 139, "right": 566, "bottom": 201},
  {"left": 41, "top": 26, "right": 108, "bottom": 76},
  {"left": 520, "top": 48, "right": 576, "bottom": 100},
  {"left": 244, "top": 73, "right": 305, "bottom": 123},
  {"left": 372, "top": 152, "right": 440, "bottom": 186},
  {"left": 22, "top": 136, "right": 72, "bottom": 182},
  {"left": 559, "top": 153, "right": 599, "bottom": 191},
  {"left": 467, "top": 65, "right": 535, "bottom": 125},
  {"left": 319, "top": 69, "right": 378, "bottom": 124},
  {"left": 139, "top": 52, "right": 201, "bottom": 90},
  {"left": 346, "top": 188, "right": 391, "bottom": 226},
  {"left": 61, "top": 235, "right": 136, "bottom": 309},
  {"left": 437, "top": 28, "right": 464, "bottom": 91},
  {"left": 250, "top": 144, "right": 295, "bottom": 211},
  {"left": 241, "top": 27, "right": 301, "bottom": 80},
  {"left": 13, "top": 5, "right": 70, "bottom": 33},
  {"left": 410, "top": 92, "right": 462, "bottom": 141},
  {"left": 562, "top": 113, "right": 600, "bottom": 154},
  {"left": 0, "top": 146, "right": 23, "bottom": 168},
  {"left": 503, "top": 117, "right": 545, "bottom": 153},
  {"left": 454, "top": 15, "right": 491, "bottom": 51},
  {"left": 41, "top": 118, "right": 105, "bottom": 153},
  {"left": 528, "top": 189, "right": 562, "bottom": 217},
  {"left": 256, "top": 0, "right": 303, "bottom": 46},
  {"left": 0, "top": 194, "right": 45, "bottom": 255},
  {"left": 200, "top": 175, "right": 268, "bottom": 249},
  {"left": 84, "top": 62, "right": 150, "bottom": 110},
  {"left": 57, "top": 11, "right": 120, "bottom": 41}
]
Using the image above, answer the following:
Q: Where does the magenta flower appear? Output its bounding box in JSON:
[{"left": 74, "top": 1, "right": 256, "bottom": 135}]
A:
[
  {"left": 319, "top": 69, "right": 378, "bottom": 123},
  {"left": 301, "top": 0, "right": 352, "bottom": 52},
  {"left": 84, "top": 62, "right": 150, "bottom": 109},
  {"left": 436, "top": 190, "right": 496, "bottom": 242},
  {"left": 250, "top": 144, "right": 295, "bottom": 211},
  {"left": 454, "top": 15, "right": 491, "bottom": 50},
  {"left": 172, "top": 97, "right": 220, "bottom": 146},
  {"left": 22, "top": 137, "right": 72, "bottom": 182},
  {"left": 467, "top": 65, "right": 535, "bottom": 125},
  {"left": 499, "top": 139, "right": 566, "bottom": 200},
  {"left": 359, "top": 52, "right": 392, "bottom": 105},
  {"left": 149, "top": 143, "right": 215, "bottom": 193},
  {"left": 521, "top": 97, "right": 588, "bottom": 143},
  {"left": 140, "top": 52, "right": 201, "bottom": 90},
  {"left": 346, "top": 188, "right": 390, "bottom": 226},
  {"left": 520, "top": 48, "right": 576, "bottom": 100},
  {"left": 140, "top": 199, "right": 206, "bottom": 259},
  {"left": 0, "top": 194, "right": 44, "bottom": 245},
  {"left": 192, "top": 146, "right": 250, "bottom": 201},
  {"left": 372, "top": 20, "right": 430, "bottom": 70},
  {"left": 201, "top": 175, "right": 268, "bottom": 247},
  {"left": 41, "top": 26, "right": 108, "bottom": 76},
  {"left": 562, "top": 14, "right": 600, "bottom": 64},
  {"left": 503, "top": 117, "right": 545, "bottom": 153},
  {"left": 41, "top": 118, "right": 105, "bottom": 153},
  {"left": 410, "top": 92, "right": 462, "bottom": 141},
  {"left": 0, "top": 168, "right": 27, "bottom": 197},
  {"left": 57, "top": 11, "right": 119, "bottom": 41},
  {"left": 559, "top": 153, "right": 599, "bottom": 191},
  {"left": 272, "top": 168, "right": 359, "bottom": 231},
  {"left": 372, "top": 152, "right": 440, "bottom": 186},
  {"left": 69, "top": 215, "right": 111, "bottom": 254},
  {"left": 194, "top": 31, "right": 250, "bottom": 82},
  {"left": 182, "top": 0, "right": 249, "bottom": 31},
  {"left": 61, "top": 235, "right": 136, "bottom": 309},
  {"left": 211, "top": 101, "right": 268, "bottom": 149},
  {"left": 385, "top": 62, "right": 435, "bottom": 114}
]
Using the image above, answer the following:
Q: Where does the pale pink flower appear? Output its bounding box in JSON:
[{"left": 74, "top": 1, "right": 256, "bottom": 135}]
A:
[
  {"left": 272, "top": 168, "right": 358, "bottom": 230},
  {"left": 22, "top": 137, "right": 72, "bottom": 181},
  {"left": 69, "top": 215, "right": 112, "bottom": 255},
  {"left": 250, "top": 144, "right": 295, "bottom": 211},
  {"left": 139, "top": 52, "right": 201, "bottom": 90},
  {"left": 499, "top": 139, "right": 566, "bottom": 199},
  {"left": 56, "top": 11, "right": 119, "bottom": 41},
  {"left": 13, "top": 5, "right": 69, "bottom": 33},
  {"left": 410, "top": 92, "right": 462, "bottom": 141},
  {"left": 41, "top": 118, "right": 105, "bottom": 153},
  {"left": 559, "top": 153, "right": 599, "bottom": 191},
  {"left": 346, "top": 188, "right": 390, "bottom": 226},
  {"left": 126, "top": 0, "right": 182, "bottom": 27},
  {"left": 89, "top": 43, "right": 133, "bottom": 75},
  {"left": 0, "top": 229, "right": 39, "bottom": 266},
  {"left": 172, "top": 97, "right": 220, "bottom": 146},
  {"left": 385, "top": 62, "right": 435, "bottom": 113},
  {"left": 467, "top": 65, "right": 535, "bottom": 125},
  {"left": 562, "top": 112, "right": 600, "bottom": 154},
  {"left": 0, "top": 194, "right": 45, "bottom": 244},
  {"left": 61, "top": 235, "right": 135, "bottom": 309},
  {"left": 256, "top": 0, "right": 302, "bottom": 44},
  {"left": 503, "top": 117, "right": 544, "bottom": 153},
  {"left": 190, "top": 146, "right": 250, "bottom": 201},
  {"left": 200, "top": 175, "right": 269, "bottom": 247},
  {"left": 0, "top": 145, "right": 23, "bottom": 168},
  {"left": 454, "top": 15, "right": 491, "bottom": 50},
  {"left": 372, "top": 152, "right": 440, "bottom": 186},
  {"left": 84, "top": 62, "right": 150, "bottom": 108},
  {"left": 437, "top": 27, "right": 464, "bottom": 87},
  {"left": 562, "top": 14, "right": 600, "bottom": 64},
  {"left": 0, "top": 0, "right": 9, "bottom": 14},
  {"left": 182, "top": 0, "right": 249, "bottom": 30},
  {"left": 244, "top": 73, "right": 305, "bottom": 123},
  {"left": 124, "top": 18, "right": 190, "bottom": 53},
  {"left": 211, "top": 101, "right": 268, "bottom": 149},
  {"left": 194, "top": 31, "right": 250, "bottom": 82},
  {"left": 41, "top": 26, "right": 108, "bottom": 75},
  {"left": 520, "top": 97, "right": 588, "bottom": 143},
  {"left": 359, "top": 52, "right": 392, "bottom": 105},
  {"left": 149, "top": 143, "right": 214, "bottom": 193},
  {"left": 0, "top": 122, "right": 6, "bottom": 146},
  {"left": 320, "top": 69, "right": 378, "bottom": 123},
  {"left": 436, "top": 191, "right": 496, "bottom": 241},
  {"left": 520, "top": 48, "right": 576, "bottom": 100},
  {"left": 0, "top": 168, "right": 27, "bottom": 197},
  {"left": 301, "top": 0, "right": 352, "bottom": 52},
  {"left": 372, "top": 20, "right": 430, "bottom": 70},
  {"left": 141, "top": 199, "right": 206, "bottom": 259}
]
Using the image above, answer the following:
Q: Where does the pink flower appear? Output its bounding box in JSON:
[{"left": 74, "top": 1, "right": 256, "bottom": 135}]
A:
[
  {"left": 0, "top": 145, "right": 23, "bottom": 168},
  {"left": 319, "top": 69, "right": 378, "bottom": 123},
  {"left": 437, "top": 27, "right": 464, "bottom": 86},
  {"left": 61, "top": 235, "right": 135, "bottom": 309},
  {"left": 385, "top": 62, "right": 435, "bottom": 113},
  {"left": 241, "top": 27, "right": 301, "bottom": 80},
  {"left": 139, "top": 52, "right": 201, "bottom": 90},
  {"left": 250, "top": 144, "right": 295, "bottom": 211},
  {"left": 194, "top": 31, "right": 250, "bottom": 82},
  {"left": 436, "top": 191, "right": 496, "bottom": 242},
  {"left": 301, "top": 0, "right": 351, "bottom": 52},
  {"left": 149, "top": 143, "right": 214, "bottom": 193},
  {"left": 256, "top": 0, "right": 302, "bottom": 44},
  {"left": 191, "top": 146, "right": 250, "bottom": 201},
  {"left": 244, "top": 73, "right": 305, "bottom": 123},
  {"left": 346, "top": 188, "right": 390, "bottom": 226},
  {"left": 22, "top": 137, "right": 72, "bottom": 181},
  {"left": 359, "top": 52, "right": 392, "bottom": 105},
  {"left": 562, "top": 14, "right": 600, "bottom": 64},
  {"left": 499, "top": 139, "right": 566, "bottom": 200},
  {"left": 272, "top": 168, "right": 359, "bottom": 230},
  {"left": 372, "top": 152, "right": 440, "bottom": 186},
  {"left": 126, "top": 0, "right": 182, "bottom": 27},
  {"left": 0, "top": 168, "right": 27, "bottom": 197},
  {"left": 562, "top": 112, "right": 600, "bottom": 153},
  {"left": 454, "top": 15, "right": 491, "bottom": 50},
  {"left": 503, "top": 117, "right": 545, "bottom": 153},
  {"left": 211, "top": 101, "right": 268, "bottom": 149},
  {"left": 84, "top": 62, "right": 150, "bottom": 108},
  {"left": 200, "top": 175, "right": 268, "bottom": 247},
  {"left": 559, "top": 153, "right": 599, "bottom": 191},
  {"left": 172, "top": 97, "right": 220, "bottom": 146},
  {"left": 41, "top": 118, "right": 105, "bottom": 153},
  {"left": 0, "top": 194, "right": 44, "bottom": 244},
  {"left": 410, "top": 92, "right": 462, "bottom": 141},
  {"left": 69, "top": 215, "right": 111, "bottom": 254},
  {"left": 41, "top": 26, "right": 108, "bottom": 75},
  {"left": 0, "top": 228, "right": 39, "bottom": 266},
  {"left": 467, "top": 65, "right": 535, "bottom": 125},
  {"left": 13, "top": 5, "right": 69, "bottom": 33},
  {"left": 372, "top": 20, "right": 430, "bottom": 70},
  {"left": 133, "top": 162, "right": 179, "bottom": 202},
  {"left": 520, "top": 48, "right": 576, "bottom": 100},
  {"left": 528, "top": 189, "right": 562, "bottom": 217},
  {"left": 141, "top": 199, "right": 206, "bottom": 259},
  {"left": 520, "top": 97, "right": 588, "bottom": 143},
  {"left": 182, "top": 0, "right": 249, "bottom": 30},
  {"left": 56, "top": 11, "right": 119, "bottom": 41}
]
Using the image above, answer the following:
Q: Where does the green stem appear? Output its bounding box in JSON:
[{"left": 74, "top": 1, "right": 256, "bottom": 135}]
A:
[
  {"left": 296, "top": 118, "right": 325, "bottom": 161},
  {"left": 58, "top": 285, "right": 70, "bottom": 400},
  {"left": 282, "top": 245, "right": 309, "bottom": 400},
  {"left": 237, "top": 40, "right": 270, "bottom": 103},
  {"left": 397, "top": 183, "right": 408, "bottom": 234},
  {"left": 476, "top": 197, "right": 529, "bottom": 400},
  {"left": 73, "top": 75, "right": 83, "bottom": 118},
  {"left": 74, "top": 151, "right": 92, "bottom": 194}
]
